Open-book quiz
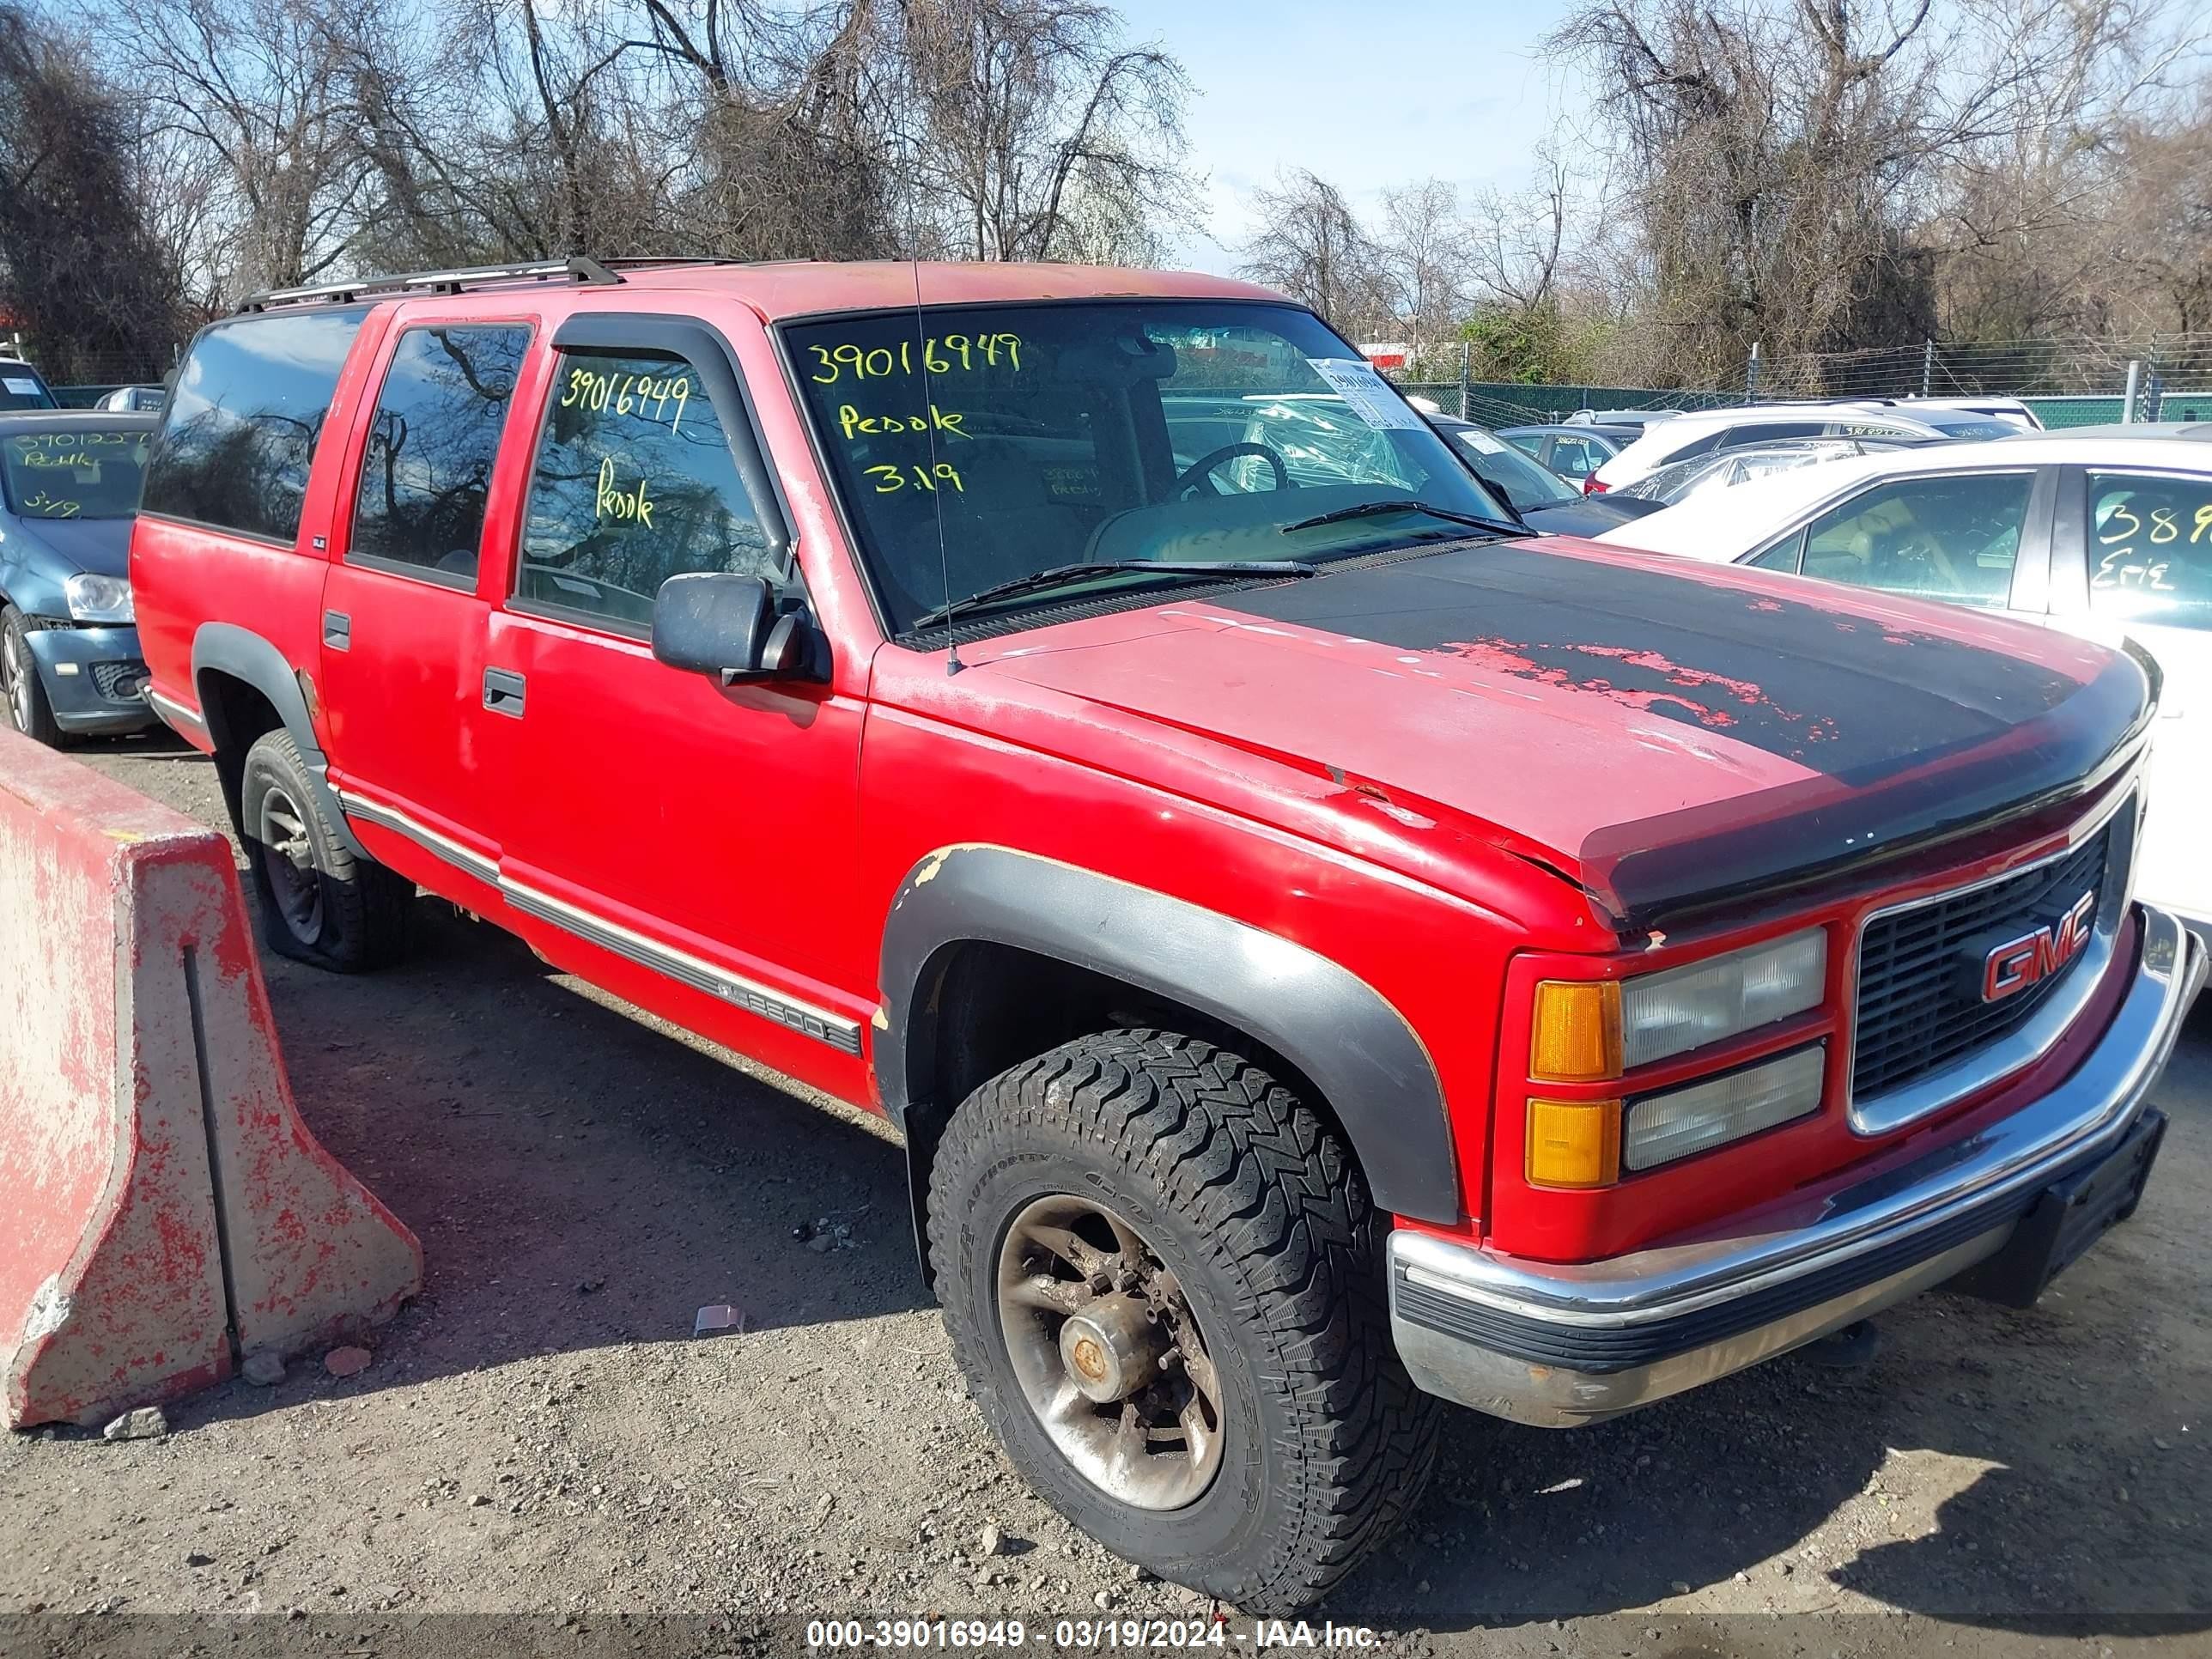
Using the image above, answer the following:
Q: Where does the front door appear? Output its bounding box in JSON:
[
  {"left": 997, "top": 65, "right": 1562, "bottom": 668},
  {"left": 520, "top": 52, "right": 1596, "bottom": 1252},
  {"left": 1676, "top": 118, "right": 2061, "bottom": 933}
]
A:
[
  {"left": 319, "top": 318, "right": 537, "bottom": 896},
  {"left": 2051, "top": 466, "right": 2212, "bottom": 927},
  {"left": 480, "top": 314, "right": 872, "bottom": 1097}
]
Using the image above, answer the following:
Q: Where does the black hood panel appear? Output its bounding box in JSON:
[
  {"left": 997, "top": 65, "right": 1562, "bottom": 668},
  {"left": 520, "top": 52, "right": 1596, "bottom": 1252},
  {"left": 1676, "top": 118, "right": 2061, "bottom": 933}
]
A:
[{"left": 1218, "top": 542, "right": 2153, "bottom": 933}]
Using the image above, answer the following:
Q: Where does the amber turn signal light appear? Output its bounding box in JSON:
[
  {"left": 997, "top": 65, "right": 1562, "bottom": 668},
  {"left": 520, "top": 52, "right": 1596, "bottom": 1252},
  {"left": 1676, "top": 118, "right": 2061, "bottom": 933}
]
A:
[
  {"left": 1530, "top": 980, "right": 1623, "bottom": 1082},
  {"left": 1525, "top": 1098, "right": 1623, "bottom": 1189}
]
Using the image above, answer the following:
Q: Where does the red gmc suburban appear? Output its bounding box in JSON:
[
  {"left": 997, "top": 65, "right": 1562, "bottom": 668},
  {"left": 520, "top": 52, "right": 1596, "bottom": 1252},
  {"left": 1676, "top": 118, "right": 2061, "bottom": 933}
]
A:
[{"left": 130, "top": 258, "right": 2201, "bottom": 1612}]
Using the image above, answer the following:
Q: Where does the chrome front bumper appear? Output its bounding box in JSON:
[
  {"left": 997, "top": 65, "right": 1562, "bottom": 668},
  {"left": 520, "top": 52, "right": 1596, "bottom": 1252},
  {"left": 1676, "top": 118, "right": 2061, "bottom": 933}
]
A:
[{"left": 1390, "top": 904, "right": 2204, "bottom": 1428}]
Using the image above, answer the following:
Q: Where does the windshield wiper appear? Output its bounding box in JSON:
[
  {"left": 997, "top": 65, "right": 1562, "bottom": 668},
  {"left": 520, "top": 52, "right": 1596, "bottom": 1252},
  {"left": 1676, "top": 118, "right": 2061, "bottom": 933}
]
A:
[
  {"left": 910, "top": 560, "right": 1317, "bottom": 631},
  {"left": 1279, "top": 499, "right": 1528, "bottom": 537}
]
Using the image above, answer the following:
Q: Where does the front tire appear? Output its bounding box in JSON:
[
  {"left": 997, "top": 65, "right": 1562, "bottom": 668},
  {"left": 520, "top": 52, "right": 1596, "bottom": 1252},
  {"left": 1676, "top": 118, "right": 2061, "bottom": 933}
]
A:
[
  {"left": 2, "top": 607, "right": 64, "bottom": 747},
  {"left": 239, "top": 728, "right": 411, "bottom": 971},
  {"left": 928, "top": 1030, "right": 1441, "bottom": 1613}
]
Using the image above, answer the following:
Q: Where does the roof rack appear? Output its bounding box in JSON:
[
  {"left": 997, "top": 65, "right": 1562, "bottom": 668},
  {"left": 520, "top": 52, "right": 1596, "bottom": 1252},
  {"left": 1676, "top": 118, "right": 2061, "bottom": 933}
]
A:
[{"left": 235, "top": 255, "right": 751, "bottom": 313}]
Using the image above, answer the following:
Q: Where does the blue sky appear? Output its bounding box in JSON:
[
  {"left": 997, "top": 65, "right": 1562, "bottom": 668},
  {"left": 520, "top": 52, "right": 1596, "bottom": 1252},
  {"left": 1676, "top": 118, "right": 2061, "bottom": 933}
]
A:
[{"left": 1112, "top": 0, "right": 1589, "bottom": 272}]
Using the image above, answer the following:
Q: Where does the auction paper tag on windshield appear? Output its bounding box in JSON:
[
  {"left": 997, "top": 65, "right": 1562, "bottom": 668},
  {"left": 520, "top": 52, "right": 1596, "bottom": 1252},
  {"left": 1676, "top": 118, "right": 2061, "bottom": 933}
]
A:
[
  {"left": 1304, "top": 358, "right": 1422, "bottom": 430},
  {"left": 2, "top": 378, "right": 38, "bottom": 396}
]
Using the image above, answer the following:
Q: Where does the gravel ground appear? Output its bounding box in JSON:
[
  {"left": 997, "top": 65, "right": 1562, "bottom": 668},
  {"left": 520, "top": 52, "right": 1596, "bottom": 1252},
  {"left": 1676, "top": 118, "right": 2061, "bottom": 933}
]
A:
[{"left": 2, "top": 730, "right": 2206, "bottom": 1659}]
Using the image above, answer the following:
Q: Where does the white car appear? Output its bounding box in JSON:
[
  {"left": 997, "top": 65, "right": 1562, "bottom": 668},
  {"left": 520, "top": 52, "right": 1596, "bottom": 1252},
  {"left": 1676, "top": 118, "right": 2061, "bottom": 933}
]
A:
[
  {"left": 1613, "top": 435, "right": 1929, "bottom": 508},
  {"left": 1598, "top": 428, "right": 2212, "bottom": 940},
  {"left": 1838, "top": 395, "right": 2044, "bottom": 432},
  {"left": 1588, "top": 401, "right": 2014, "bottom": 492}
]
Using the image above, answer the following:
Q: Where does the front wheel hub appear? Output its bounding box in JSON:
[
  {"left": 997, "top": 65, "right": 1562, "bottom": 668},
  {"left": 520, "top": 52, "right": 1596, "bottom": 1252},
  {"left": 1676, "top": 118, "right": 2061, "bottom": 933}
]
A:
[
  {"left": 1058, "top": 1293, "right": 1160, "bottom": 1403},
  {"left": 995, "top": 1193, "right": 1224, "bottom": 1510}
]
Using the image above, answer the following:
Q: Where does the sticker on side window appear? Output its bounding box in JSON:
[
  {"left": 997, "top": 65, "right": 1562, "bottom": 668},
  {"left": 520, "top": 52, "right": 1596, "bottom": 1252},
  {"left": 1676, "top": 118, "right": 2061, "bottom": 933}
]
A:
[{"left": 1303, "top": 359, "right": 1422, "bottom": 431}]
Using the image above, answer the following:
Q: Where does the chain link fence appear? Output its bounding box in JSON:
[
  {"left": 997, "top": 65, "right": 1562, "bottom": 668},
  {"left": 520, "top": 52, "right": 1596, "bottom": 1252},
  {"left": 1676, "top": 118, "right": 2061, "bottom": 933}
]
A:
[
  {"left": 1383, "top": 333, "right": 2212, "bottom": 431},
  {"left": 1735, "top": 334, "right": 2212, "bottom": 425}
]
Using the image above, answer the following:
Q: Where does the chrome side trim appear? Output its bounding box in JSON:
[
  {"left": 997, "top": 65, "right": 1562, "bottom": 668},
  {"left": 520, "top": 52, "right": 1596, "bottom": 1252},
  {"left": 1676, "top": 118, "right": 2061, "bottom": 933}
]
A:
[
  {"left": 334, "top": 788, "right": 501, "bottom": 885},
  {"left": 501, "top": 880, "right": 864, "bottom": 1056},
  {"left": 146, "top": 687, "right": 208, "bottom": 737},
  {"left": 1845, "top": 779, "right": 2140, "bottom": 1136},
  {"left": 340, "top": 787, "right": 866, "bottom": 1053},
  {"left": 334, "top": 787, "right": 862, "bottom": 1055},
  {"left": 1393, "top": 904, "right": 2197, "bottom": 1334}
]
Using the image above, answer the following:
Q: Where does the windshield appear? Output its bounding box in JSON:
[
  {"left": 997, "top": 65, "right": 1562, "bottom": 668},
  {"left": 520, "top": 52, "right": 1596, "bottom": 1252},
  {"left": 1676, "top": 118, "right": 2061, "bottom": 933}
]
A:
[
  {"left": 0, "top": 427, "right": 151, "bottom": 519},
  {"left": 0, "top": 368, "right": 56, "bottom": 411},
  {"left": 786, "top": 301, "right": 1512, "bottom": 634},
  {"left": 1919, "top": 416, "right": 2016, "bottom": 440},
  {"left": 1437, "top": 424, "right": 1578, "bottom": 507}
]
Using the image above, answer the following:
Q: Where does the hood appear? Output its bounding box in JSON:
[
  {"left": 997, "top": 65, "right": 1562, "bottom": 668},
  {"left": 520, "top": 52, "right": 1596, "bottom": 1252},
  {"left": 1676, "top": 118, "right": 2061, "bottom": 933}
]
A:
[
  {"left": 964, "top": 540, "right": 2150, "bottom": 933},
  {"left": 9, "top": 514, "right": 132, "bottom": 578}
]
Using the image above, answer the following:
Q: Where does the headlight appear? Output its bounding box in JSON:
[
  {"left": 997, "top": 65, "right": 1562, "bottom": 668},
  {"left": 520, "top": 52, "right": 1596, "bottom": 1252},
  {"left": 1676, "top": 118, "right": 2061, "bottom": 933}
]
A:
[
  {"left": 1620, "top": 928, "right": 1826, "bottom": 1068},
  {"left": 1624, "top": 1043, "right": 1826, "bottom": 1171},
  {"left": 64, "top": 573, "right": 134, "bottom": 624}
]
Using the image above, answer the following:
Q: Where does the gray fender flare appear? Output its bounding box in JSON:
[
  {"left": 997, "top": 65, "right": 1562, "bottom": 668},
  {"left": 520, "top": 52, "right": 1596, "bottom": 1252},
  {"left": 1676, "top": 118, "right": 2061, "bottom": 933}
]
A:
[
  {"left": 878, "top": 844, "right": 1461, "bottom": 1225},
  {"left": 191, "top": 622, "right": 367, "bottom": 860}
]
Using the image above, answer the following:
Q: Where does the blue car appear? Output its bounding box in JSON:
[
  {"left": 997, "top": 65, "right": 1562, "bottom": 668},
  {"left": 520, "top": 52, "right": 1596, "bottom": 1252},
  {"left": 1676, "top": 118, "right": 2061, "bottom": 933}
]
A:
[{"left": 0, "top": 410, "right": 160, "bottom": 744}]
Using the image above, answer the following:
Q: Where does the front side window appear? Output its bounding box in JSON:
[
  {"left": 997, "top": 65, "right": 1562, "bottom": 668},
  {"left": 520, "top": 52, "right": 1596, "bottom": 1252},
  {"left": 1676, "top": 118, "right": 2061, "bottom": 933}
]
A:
[
  {"left": 2088, "top": 472, "right": 2212, "bottom": 630},
  {"left": 516, "top": 349, "right": 775, "bottom": 632},
  {"left": 349, "top": 325, "right": 531, "bottom": 583},
  {"left": 141, "top": 307, "right": 369, "bottom": 542},
  {"left": 785, "top": 301, "right": 1510, "bottom": 635},
  {"left": 1445, "top": 428, "right": 1577, "bottom": 508},
  {"left": 1796, "top": 471, "right": 2031, "bottom": 607},
  {"left": 0, "top": 427, "right": 152, "bottom": 520}
]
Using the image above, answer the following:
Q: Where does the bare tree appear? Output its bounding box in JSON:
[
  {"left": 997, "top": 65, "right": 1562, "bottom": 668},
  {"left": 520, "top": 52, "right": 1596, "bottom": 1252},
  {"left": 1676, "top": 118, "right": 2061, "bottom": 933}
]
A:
[
  {"left": 118, "top": 0, "right": 387, "bottom": 291},
  {"left": 1376, "top": 179, "right": 1468, "bottom": 374},
  {"left": 0, "top": 4, "right": 183, "bottom": 379},
  {"left": 1237, "top": 169, "right": 1392, "bottom": 337},
  {"left": 1549, "top": 0, "right": 2203, "bottom": 380},
  {"left": 891, "top": 0, "right": 1194, "bottom": 263}
]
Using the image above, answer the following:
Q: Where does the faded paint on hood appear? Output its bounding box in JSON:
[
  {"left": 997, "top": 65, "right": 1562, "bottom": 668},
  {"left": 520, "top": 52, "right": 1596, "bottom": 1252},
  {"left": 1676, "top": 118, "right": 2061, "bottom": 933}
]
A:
[{"left": 960, "top": 539, "right": 2148, "bottom": 929}]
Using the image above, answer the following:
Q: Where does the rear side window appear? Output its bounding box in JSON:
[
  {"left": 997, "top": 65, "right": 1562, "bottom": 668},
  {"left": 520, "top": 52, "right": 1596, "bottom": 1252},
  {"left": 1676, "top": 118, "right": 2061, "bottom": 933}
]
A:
[
  {"left": 515, "top": 349, "right": 775, "bottom": 633},
  {"left": 143, "top": 308, "right": 369, "bottom": 542},
  {"left": 349, "top": 325, "right": 532, "bottom": 585},
  {"left": 1797, "top": 472, "right": 2032, "bottom": 607},
  {"left": 2088, "top": 472, "right": 2212, "bottom": 630}
]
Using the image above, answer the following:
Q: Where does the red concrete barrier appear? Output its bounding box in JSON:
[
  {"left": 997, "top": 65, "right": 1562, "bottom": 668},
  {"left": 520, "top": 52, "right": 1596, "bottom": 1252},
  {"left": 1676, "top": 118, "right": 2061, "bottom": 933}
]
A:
[{"left": 0, "top": 729, "right": 421, "bottom": 1429}]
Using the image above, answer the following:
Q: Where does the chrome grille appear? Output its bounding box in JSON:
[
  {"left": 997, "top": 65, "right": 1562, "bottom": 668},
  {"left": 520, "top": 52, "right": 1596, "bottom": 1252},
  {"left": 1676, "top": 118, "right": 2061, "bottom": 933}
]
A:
[{"left": 1851, "top": 823, "right": 2115, "bottom": 1102}]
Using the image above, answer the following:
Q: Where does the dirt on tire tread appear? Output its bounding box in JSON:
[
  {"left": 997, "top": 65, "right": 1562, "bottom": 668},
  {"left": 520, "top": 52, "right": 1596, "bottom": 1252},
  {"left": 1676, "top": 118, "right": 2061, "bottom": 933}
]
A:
[{"left": 927, "top": 1027, "right": 1443, "bottom": 1612}]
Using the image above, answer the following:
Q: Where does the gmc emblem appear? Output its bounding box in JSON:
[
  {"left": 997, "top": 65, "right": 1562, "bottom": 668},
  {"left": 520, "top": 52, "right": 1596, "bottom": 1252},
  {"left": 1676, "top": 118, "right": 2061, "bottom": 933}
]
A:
[{"left": 1980, "top": 890, "right": 2098, "bottom": 1003}]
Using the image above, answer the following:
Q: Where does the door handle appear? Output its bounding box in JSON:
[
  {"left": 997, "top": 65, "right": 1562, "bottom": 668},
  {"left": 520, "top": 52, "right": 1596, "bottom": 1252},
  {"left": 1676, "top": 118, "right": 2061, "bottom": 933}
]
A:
[
  {"left": 323, "top": 611, "right": 350, "bottom": 650},
  {"left": 483, "top": 667, "right": 526, "bottom": 718}
]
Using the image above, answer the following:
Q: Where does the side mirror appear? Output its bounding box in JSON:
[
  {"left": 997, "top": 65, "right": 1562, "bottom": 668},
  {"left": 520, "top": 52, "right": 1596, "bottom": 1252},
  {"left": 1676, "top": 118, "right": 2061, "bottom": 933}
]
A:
[{"left": 651, "top": 572, "right": 810, "bottom": 684}]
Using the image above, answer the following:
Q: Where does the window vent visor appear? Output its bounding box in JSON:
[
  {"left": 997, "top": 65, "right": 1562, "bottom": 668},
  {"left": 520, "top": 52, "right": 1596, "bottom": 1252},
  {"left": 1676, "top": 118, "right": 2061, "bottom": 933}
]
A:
[{"left": 1622, "top": 1043, "right": 1826, "bottom": 1173}]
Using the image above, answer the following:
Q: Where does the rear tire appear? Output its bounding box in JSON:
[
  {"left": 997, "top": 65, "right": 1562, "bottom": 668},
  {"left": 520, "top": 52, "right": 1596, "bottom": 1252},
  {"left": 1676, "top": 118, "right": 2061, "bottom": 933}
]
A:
[
  {"left": 927, "top": 1029, "right": 1441, "bottom": 1613},
  {"left": 2, "top": 607, "right": 64, "bottom": 747},
  {"left": 239, "top": 727, "right": 411, "bottom": 971}
]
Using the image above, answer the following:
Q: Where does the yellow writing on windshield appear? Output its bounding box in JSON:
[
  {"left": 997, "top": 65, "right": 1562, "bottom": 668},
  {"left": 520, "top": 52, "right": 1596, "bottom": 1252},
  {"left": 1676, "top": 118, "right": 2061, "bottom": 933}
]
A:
[
  {"left": 9, "top": 431, "right": 131, "bottom": 446},
  {"left": 865, "top": 463, "right": 965, "bottom": 495},
  {"left": 594, "top": 456, "right": 655, "bottom": 529},
  {"left": 21, "top": 492, "right": 80, "bottom": 518},
  {"left": 808, "top": 334, "right": 1023, "bottom": 386},
  {"left": 837, "top": 404, "right": 969, "bottom": 442}
]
